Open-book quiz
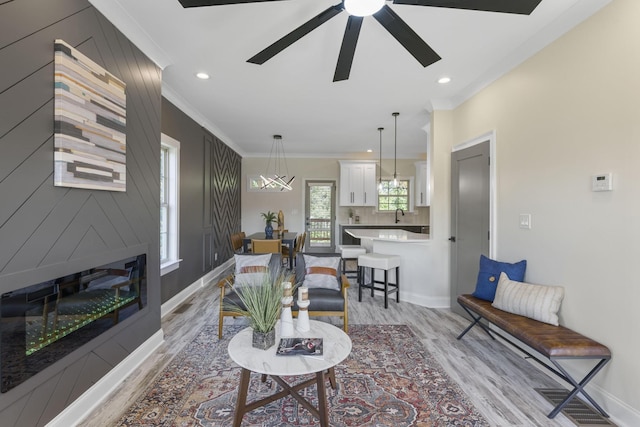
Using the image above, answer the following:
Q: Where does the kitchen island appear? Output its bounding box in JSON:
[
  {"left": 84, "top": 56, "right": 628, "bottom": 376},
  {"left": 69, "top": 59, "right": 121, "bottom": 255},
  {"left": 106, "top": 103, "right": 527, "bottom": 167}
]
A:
[
  {"left": 339, "top": 224, "right": 428, "bottom": 245},
  {"left": 345, "top": 229, "right": 445, "bottom": 308}
]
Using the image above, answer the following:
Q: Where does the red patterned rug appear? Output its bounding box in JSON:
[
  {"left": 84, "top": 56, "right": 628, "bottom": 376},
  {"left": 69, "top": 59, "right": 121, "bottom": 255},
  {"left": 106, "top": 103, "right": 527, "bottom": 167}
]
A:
[{"left": 118, "top": 324, "right": 488, "bottom": 426}]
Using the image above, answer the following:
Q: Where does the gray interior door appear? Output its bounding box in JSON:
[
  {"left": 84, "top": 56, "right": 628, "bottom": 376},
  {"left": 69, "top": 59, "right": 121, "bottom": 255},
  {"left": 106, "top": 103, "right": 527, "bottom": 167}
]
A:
[
  {"left": 305, "top": 181, "right": 336, "bottom": 252},
  {"left": 450, "top": 141, "right": 490, "bottom": 317}
]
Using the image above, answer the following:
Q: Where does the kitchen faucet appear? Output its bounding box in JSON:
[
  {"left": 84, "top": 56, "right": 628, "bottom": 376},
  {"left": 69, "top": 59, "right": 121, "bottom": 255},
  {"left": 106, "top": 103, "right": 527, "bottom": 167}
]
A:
[{"left": 395, "top": 208, "right": 405, "bottom": 223}]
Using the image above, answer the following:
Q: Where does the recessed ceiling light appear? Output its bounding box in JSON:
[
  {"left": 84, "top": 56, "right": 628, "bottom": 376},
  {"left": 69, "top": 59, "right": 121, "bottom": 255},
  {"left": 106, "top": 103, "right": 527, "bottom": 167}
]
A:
[
  {"left": 196, "top": 72, "right": 210, "bottom": 80},
  {"left": 367, "top": 149, "right": 373, "bottom": 153},
  {"left": 438, "top": 76, "right": 451, "bottom": 84}
]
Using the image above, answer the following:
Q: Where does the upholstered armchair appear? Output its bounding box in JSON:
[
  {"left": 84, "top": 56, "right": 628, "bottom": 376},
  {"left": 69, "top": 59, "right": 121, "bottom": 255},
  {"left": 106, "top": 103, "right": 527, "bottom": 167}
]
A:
[
  {"left": 293, "top": 252, "right": 349, "bottom": 333},
  {"left": 217, "top": 253, "right": 283, "bottom": 338}
]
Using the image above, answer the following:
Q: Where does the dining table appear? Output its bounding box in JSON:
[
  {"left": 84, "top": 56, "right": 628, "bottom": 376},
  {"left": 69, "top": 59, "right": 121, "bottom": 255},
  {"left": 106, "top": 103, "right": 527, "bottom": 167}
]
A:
[{"left": 243, "top": 231, "right": 298, "bottom": 269}]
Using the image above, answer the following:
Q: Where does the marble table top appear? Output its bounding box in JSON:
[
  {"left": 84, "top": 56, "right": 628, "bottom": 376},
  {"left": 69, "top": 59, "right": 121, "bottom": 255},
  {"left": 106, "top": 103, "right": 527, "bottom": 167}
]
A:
[{"left": 228, "top": 320, "right": 352, "bottom": 376}]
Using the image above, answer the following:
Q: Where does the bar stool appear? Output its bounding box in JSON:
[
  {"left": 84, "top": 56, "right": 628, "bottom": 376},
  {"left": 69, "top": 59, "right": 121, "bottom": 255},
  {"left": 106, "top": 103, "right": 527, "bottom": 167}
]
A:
[
  {"left": 357, "top": 253, "right": 400, "bottom": 309},
  {"left": 338, "top": 245, "right": 366, "bottom": 281}
]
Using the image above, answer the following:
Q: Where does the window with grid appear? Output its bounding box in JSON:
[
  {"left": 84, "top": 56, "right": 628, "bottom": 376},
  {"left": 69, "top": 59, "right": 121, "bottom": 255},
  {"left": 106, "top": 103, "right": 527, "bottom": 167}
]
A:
[
  {"left": 160, "top": 134, "right": 181, "bottom": 275},
  {"left": 377, "top": 179, "right": 409, "bottom": 211}
]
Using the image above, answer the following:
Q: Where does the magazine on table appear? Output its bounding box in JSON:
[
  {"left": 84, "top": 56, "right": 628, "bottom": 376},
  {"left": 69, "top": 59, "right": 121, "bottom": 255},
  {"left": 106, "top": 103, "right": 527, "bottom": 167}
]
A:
[{"left": 276, "top": 338, "right": 323, "bottom": 357}]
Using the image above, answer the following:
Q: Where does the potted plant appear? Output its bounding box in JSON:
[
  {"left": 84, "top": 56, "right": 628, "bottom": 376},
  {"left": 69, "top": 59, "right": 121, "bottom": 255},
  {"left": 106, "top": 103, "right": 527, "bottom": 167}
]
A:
[
  {"left": 224, "top": 269, "right": 294, "bottom": 349},
  {"left": 261, "top": 210, "right": 277, "bottom": 238}
]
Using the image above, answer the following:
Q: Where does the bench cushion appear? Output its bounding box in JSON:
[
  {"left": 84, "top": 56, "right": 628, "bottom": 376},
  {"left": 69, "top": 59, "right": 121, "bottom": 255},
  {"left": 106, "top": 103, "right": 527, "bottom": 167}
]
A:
[{"left": 458, "top": 294, "right": 610, "bottom": 359}]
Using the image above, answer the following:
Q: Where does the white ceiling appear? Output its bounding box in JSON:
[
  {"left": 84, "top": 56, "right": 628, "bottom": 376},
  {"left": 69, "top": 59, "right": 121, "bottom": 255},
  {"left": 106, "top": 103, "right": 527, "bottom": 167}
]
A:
[{"left": 90, "top": 0, "right": 609, "bottom": 158}]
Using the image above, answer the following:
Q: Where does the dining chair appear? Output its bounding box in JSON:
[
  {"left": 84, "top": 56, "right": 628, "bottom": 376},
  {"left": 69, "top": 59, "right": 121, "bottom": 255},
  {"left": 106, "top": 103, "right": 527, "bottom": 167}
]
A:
[
  {"left": 282, "top": 233, "right": 303, "bottom": 267},
  {"left": 230, "top": 232, "right": 244, "bottom": 253},
  {"left": 299, "top": 231, "right": 307, "bottom": 253},
  {"left": 240, "top": 231, "right": 252, "bottom": 253},
  {"left": 251, "top": 239, "right": 282, "bottom": 254}
]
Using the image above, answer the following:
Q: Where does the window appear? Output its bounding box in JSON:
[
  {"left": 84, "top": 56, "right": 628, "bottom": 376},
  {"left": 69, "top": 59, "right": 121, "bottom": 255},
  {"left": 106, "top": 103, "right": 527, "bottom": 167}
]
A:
[
  {"left": 377, "top": 179, "right": 410, "bottom": 211},
  {"left": 160, "top": 133, "right": 181, "bottom": 275},
  {"left": 247, "top": 175, "right": 283, "bottom": 192}
]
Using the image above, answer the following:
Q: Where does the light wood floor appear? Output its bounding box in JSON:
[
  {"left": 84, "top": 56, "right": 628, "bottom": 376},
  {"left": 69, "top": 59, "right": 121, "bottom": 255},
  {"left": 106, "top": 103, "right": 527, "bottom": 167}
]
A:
[{"left": 80, "top": 269, "right": 577, "bottom": 427}]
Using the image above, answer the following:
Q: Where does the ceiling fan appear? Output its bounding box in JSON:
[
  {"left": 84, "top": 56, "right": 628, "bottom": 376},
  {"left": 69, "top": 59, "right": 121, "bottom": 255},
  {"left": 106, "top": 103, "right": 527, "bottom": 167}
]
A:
[{"left": 178, "top": 0, "right": 543, "bottom": 82}]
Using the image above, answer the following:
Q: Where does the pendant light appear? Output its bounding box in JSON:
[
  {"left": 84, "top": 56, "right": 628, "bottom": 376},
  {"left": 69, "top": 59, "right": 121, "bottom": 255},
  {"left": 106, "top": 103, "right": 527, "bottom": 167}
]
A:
[
  {"left": 260, "top": 134, "right": 295, "bottom": 191},
  {"left": 392, "top": 112, "right": 399, "bottom": 187},
  {"left": 377, "top": 127, "right": 384, "bottom": 191}
]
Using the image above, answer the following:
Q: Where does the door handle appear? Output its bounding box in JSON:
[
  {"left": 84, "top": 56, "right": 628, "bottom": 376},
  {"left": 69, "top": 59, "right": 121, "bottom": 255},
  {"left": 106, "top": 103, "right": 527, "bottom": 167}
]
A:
[{"left": 448, "top": 236, "right": 456, "bottom": 242}]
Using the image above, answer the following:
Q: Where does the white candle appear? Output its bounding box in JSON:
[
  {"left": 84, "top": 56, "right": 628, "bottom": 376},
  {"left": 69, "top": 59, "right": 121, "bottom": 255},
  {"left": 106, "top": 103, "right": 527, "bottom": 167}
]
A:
[
  {"left": 298, "top": 286, "right": 308, "bottom": 302},
  {"left": 283, "top": 281, "right": 292, "bottom": 297}
]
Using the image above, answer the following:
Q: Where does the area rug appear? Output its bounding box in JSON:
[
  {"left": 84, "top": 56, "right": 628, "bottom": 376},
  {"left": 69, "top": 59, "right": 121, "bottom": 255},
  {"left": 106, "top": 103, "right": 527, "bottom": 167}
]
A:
[{"left": 117, "top": 324, "right": 488, "bottom": 426}]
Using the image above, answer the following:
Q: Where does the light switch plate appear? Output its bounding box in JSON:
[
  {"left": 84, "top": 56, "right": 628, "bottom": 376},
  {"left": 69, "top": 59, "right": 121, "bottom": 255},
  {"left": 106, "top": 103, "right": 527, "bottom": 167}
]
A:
[{"left": 519, "top": 214, "right": 531, "bottom": 229}]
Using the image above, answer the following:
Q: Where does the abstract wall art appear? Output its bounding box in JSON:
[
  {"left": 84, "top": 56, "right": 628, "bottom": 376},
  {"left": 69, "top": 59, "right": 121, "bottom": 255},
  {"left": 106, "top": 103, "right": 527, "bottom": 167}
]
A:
[{"left": 54, "top": 39, "right": 126, "bottom": 191}]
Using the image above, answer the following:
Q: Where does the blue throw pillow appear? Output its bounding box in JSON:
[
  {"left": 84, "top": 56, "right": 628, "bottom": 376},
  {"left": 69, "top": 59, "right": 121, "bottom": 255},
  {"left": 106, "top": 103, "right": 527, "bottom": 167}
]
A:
[{"left": 472, "top": 255, "right": 526, "bottom": 301}]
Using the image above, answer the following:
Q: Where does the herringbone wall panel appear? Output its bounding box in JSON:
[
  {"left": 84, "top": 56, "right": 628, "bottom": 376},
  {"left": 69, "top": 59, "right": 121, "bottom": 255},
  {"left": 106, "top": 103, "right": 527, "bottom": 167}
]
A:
[
  {"left": 212, "top": 134, "right": 242, "bottom": 267},
  {"left": 0, "top": 0, "right": 162, "bottom": 424}
]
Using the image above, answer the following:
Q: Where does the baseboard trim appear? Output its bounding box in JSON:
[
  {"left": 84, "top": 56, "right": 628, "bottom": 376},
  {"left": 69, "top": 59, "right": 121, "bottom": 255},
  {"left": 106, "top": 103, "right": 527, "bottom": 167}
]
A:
[
  {"left": 400, "top": 291, "right": 449, "bottom": 309},
  {"left": 46, "top": 330, "right": 164, "bottom": 427},
  {"left": 365, "top": 289, "right": 449, "bottom": 308},
  {"left": 160, "top": 259, "right": 233, "bottom": 318}
]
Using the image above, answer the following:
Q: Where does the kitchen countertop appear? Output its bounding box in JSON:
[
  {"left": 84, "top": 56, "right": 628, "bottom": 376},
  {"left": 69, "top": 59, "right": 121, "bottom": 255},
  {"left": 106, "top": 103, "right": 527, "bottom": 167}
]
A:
[
  {"left": 339, "top": 223, "right": 428, "bottom": 227},
  {"left": 345, "top": 228, "right": 429, "bottom": 242}
]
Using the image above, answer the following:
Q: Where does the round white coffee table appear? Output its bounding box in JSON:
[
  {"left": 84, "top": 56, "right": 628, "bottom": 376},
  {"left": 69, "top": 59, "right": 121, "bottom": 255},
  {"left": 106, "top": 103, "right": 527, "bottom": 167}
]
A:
[{"left": 228, "top": 320, "right": 352, "bottom": 427}]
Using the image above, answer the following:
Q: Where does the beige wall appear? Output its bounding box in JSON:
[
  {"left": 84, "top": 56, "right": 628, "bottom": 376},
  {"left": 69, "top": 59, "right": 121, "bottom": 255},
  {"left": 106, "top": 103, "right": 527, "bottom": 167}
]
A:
[
  {"left": 433, "top": 0, "right": 639, "bottom": 422},
  {"left": 241, "top": 157, "right": 428, "bottom": 235}
]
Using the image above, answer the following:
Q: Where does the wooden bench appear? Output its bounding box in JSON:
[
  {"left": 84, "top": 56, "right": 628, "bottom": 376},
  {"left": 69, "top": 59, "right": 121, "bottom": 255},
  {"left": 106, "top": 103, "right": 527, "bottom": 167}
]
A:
[{"left": 456, "top": 294, "right": 611, "bottom": 419}]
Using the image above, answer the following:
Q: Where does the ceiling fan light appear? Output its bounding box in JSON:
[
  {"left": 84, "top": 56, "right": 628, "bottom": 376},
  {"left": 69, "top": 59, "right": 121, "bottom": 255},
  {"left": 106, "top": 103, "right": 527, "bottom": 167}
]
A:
[{"left": 344, "top": 0, "right": 385, "bottom": 17}]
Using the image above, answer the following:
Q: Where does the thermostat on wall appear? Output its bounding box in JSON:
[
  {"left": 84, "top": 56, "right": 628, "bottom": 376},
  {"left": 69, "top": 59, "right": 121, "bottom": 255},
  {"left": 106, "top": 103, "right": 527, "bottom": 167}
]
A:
[{"left": 591, "top": 173, "right": 613, "bottom": 192}]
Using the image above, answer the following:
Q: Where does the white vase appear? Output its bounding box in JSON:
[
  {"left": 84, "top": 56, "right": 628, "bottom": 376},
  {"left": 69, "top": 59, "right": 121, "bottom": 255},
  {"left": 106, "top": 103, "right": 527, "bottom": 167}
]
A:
[
  {"left": 296, "top": 299, "right": 310, "bottom": 332},
  {"left": 280, "top": 296, "right": 294, "bottom": 337}
]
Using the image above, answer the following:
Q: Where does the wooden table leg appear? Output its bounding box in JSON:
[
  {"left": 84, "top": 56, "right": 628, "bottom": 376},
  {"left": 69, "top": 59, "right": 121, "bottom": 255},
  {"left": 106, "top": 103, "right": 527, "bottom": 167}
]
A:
[
  {"left": 315, "top": 370, "right": 329, "bottom": 427},
  {"left": 327, "top": 367, "right": 336, "bottom": 389},
  {"left": 233, "top": 368, "right": 251, "bottom": 427}
]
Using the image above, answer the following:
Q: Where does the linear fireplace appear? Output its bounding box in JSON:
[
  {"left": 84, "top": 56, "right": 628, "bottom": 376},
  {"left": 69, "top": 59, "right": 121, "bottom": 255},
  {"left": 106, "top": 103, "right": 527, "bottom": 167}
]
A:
[{"left": 1, "top": 253, "right": 147, "bottom": 393}]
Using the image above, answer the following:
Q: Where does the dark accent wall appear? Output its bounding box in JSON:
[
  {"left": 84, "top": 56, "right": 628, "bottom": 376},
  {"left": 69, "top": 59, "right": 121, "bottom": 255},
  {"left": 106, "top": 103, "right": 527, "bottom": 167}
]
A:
[
  {"left": 0, "top": 1, "right": 162, "bottom": 425},
  {"left": 161, "top": 99, "right": 241, "bottom": 302}
]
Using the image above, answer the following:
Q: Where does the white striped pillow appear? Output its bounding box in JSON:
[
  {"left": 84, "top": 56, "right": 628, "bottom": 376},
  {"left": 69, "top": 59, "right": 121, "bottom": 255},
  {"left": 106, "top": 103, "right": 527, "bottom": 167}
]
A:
[{"left": 492, "top": 272, "right": 564, "bottom": 326}]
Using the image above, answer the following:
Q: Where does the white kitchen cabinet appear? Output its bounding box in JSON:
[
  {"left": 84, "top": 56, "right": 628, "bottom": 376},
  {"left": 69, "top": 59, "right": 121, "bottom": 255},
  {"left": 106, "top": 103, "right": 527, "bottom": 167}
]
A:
[
  {"left": 339, "top": 160, "right": 377, "bottom": 206},
  {"left": 414, "top": 161, "right": 430, "bottom": 207}
]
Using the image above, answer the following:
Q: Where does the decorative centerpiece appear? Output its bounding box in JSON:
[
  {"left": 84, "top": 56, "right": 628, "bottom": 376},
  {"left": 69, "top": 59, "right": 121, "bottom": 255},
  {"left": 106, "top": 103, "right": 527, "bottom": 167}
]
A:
[
  {"left": 277, "top": 210, "right": 285, "bottom": 235},
  {"left": 280, "top": 281, "right": 294, "bottom": 337},
  {"left": 224, "top": 269, "right": 294, "bottom": 350},
  {"left": 296, "top": 286, "right": 310, "bottom": 332},
  {"left": 261, "top": 210, "right": 277, "bottom": 239}
]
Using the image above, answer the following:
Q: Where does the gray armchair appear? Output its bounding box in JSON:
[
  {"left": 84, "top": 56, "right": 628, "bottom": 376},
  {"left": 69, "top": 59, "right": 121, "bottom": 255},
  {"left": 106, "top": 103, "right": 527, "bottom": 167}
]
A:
[
  {"left": 217, "top": 253, "right": 283, "bottom": 338},
  {"left": 293, "top": 252, "right": 349, "bottom": 333}
]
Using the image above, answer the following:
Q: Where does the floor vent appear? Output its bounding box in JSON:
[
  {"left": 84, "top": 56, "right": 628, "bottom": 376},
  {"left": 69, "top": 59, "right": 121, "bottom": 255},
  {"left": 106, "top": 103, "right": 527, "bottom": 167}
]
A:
[
  {"left": 173, "top": 303, "right": 192, "bottom": 314},
  {"left": 536, "top": 388, "right": 616, "bottom": 427}
]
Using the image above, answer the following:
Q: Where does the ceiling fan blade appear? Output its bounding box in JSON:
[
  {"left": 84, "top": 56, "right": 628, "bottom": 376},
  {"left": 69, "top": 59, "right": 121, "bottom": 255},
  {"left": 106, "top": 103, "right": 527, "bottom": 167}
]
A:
[
  {"left": 248, "top": 4, "right": 344, "bottom": 65},
  {"left": 373, "top": 5, "right": 441, "bottom": 68},
  {"left": 333, "top": 16, "right": 363, "bottom": 82},
  {"left": 178, "top": 0, "right": 285, "bottom": 7},
  {"left": 391, "top": 0, "right": 543, "bottom": 15}
]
